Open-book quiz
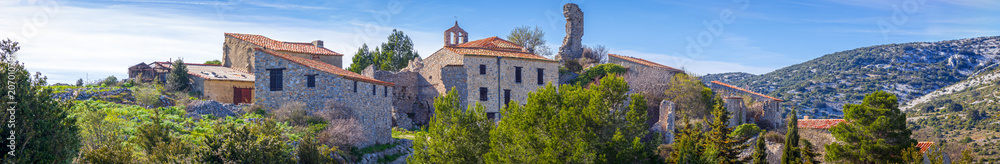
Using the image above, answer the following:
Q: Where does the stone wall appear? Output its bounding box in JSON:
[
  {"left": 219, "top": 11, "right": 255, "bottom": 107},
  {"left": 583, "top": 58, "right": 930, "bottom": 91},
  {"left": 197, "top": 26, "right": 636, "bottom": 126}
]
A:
[
  {"left": 278, "top": 50, "right": 342, "bottom": 68},
  {"left": 649, "top": 100, "right": 675, "bottom": 144},
  {"left": 223, "top": 35, "right": 261, "bottom": 73},
  {"left": 253, "top": 50, "right": 393, "bottom": 147},
  {"left": 724, "top": 97, "right": 748, "bottom": 127},
  {"left": 365, "top": 63, "right": 437, "bottom": 126},
  {"left": 463, "top": 55, "right": 559, "bottom": 113},
  {"left": 608, "top": 56, "right": 680, "bottom": 125}
]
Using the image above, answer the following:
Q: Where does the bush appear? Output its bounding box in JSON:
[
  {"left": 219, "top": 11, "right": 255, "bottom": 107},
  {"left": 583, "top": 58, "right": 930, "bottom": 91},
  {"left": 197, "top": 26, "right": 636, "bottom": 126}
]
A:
[
  {"left": 200, "top": 119, "right": 294, "bottom": 163},
  {"left": 296, "top": 136, "right": 335, "bottom": 164},
  {"left": 764, "top": 131, "right": 785, "bottom": 143},
  {"left": 315, "top": 103, "right": 363, "bottom": 148},
  {"left": 730, "top": 123, "right": 762, "bottom": 139},
  {"left": 274, "top": 101, "right": 327, "bottom": 127},
  {"left": 133, "top": 86, "right": 162, "bottom": 107},
  {"left": 570, "top": 63, "right": 626, "bottom": 85},
  {"left": 102, "top": 75, "right": 119, "bottom": 86}
]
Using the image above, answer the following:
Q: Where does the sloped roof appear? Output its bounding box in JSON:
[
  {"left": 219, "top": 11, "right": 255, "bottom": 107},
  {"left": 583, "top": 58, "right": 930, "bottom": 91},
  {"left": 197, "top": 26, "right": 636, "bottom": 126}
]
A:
[
  {"left": 710, "top": 81, "right": 783, "bottom": 102},
  {"left": 797, "top": 119, "right": 846, "bottom": 129},
  {"left": 226, "top": 33, "right": 342, "bottom": 56},
  {"left": 916, "top": 142, "right": 934, "bottom": 154},
  {"left": 256, "top": 48, "right": 393, "bottom": 86},
  {"left": 186, "top": 65, "right": 254, "bottom": 82},
  {"left": 445, "top": 37, "right": 555, "bottom": 62},
  {"left": 608, "top": 54, "right": 684, "bottom": 72}
]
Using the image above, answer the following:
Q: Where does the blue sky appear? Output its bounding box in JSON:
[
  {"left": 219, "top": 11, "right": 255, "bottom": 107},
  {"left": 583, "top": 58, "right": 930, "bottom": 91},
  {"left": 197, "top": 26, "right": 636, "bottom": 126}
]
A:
[{"left": 1, "top": 0, "right": 999, "bottom": 84}]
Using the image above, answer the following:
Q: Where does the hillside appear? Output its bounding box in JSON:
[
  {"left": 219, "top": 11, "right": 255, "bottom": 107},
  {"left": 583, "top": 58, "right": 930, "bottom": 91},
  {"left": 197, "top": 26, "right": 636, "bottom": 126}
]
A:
[{"left": 703, "top": 36, "right": 1000, "bottom": 118}]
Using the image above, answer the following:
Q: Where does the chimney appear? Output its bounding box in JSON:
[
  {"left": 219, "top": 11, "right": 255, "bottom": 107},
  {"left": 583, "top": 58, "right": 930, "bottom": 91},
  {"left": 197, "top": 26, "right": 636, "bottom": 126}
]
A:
[
  {"left": 311, "top": 40, "right": 324, "bottom": 48},
  {"left": 803, "top": 116, "right": 810, "bottom": 120}
]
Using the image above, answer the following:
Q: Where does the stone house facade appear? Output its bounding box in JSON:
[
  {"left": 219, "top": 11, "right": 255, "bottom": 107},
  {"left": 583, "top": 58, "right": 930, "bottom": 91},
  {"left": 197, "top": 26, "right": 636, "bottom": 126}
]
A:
[
  {"left": 253, "top": 48, "right": 394, "bottom": 147},
  {"left": 419, "top": 23, "right": 559, "bottom": 119},
  {"left": 223, "top": 33, "right": 343, "bottom": 73},
  {"left": 186, "top": 65, "right": 255, "bottom": 104}
]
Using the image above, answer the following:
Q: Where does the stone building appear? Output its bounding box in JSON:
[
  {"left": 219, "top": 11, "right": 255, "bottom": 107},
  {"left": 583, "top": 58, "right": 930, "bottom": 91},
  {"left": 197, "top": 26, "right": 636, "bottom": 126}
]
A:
[
  {"left": 607, "top": 54, "right": 684, "bottom": 125},
  {"left": 253, "top": 48, "right": 394, "bottom": 147},
  {"left": 186, "top": 64, "right": 254, "bottom": 104},
  {"left": 419, "top": 22, "right": 559, "bottom": 119},
  {"left": 223, "top": 33, "right": 343, "bottom": 73},
  {"left": 710, "top": 81, "right": 785, "bottom": 130}
]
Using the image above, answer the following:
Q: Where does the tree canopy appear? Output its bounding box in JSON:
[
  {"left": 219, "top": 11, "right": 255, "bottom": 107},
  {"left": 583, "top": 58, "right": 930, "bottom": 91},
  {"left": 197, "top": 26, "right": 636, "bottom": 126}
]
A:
[
  {"left": 825, "top": 90, "right": 915, "bottom": 163},
  {"left": 348, "top": 29, "right": 420, "bottom": 73},
  {"left": 506, "top": 25, "right": 552, "bottom": 57}
]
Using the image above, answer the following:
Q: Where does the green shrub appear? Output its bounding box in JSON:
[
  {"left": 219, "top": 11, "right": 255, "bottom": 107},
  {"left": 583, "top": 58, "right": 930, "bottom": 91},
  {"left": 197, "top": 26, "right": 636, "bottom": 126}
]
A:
[
  {"left": 569, "top": 63, "right": 626, "bottom": 85},
  {"left": 730, "top": 123, "right": 762, "bottom": 139}
]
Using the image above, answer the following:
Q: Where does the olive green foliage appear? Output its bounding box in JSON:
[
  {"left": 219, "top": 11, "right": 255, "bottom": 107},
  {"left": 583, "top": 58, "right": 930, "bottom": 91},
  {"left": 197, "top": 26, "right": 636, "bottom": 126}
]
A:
[
  {"left": 752, "top": 131, "right": 768, "bottom": 164},
  {"left": 166, "top": 58, "right": 190, "bottom": 92},
  {"left": 665, "top": 73, "right": 713, "bottom": 119},
  {"left": 200, "top": 118, "right": 294, "bottom": 164},
  {"left": 135, "top": 110, "right": 198, "bottom": 163},
  {"left": 348, "top": 29, "right": 420, "bottom": 73},
  {"left": 409, "top": 89, "right": 493, "bottom": 164},
  {"left": 296, "top": 136, "right": 336, "bottom": 164},
  {"left": 0, "top": 38, "right": 81, "bottom": 163},
  {"left": 825, "top": 91, "right": 915, "bottom": 163},
  {"left": 703, "top": 97, "right": 749, "bottom": 164},
  {"left": 731, "top": 123, "right": 762, "bottom": 140},
  {"left": 782, "top": 109, "right": 801, "bottom": 164},
  {"left": 569, "top": 63, "right": 626, "bottom": 85},
  {"left": 102, "top": 75, "right": 119, "bottom": 86},
  {"left": 507, "top": 25, "right": 552, "bottom": 57},
  {"left": 483, "top": 75, "right": 659, "bottom": 163},
  {"left": 203, "top": 60, "right": 222, "bottom": 65}
]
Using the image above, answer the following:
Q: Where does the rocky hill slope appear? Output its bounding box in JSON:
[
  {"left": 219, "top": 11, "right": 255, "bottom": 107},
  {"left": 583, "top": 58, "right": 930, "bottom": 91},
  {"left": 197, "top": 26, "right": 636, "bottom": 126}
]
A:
[{"left": 702, "top": 36, "right": 1000, "bottom": 118}]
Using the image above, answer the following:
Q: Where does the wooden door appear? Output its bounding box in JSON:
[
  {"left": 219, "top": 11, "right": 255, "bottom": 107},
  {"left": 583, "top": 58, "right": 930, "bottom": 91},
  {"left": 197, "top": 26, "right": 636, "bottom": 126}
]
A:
[{"left": 233, "top": 87, "right": 253, "bottom": 104}]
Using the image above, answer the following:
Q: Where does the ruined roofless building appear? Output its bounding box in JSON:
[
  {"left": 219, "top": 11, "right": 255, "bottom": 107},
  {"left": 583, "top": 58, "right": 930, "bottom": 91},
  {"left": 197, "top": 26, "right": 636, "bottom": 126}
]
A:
[
  {"left": 709, "top": 81, "right": 784, "bottom": 130},
  {"left": 222, "top": 33, "right": 344, "bottom": 73}
]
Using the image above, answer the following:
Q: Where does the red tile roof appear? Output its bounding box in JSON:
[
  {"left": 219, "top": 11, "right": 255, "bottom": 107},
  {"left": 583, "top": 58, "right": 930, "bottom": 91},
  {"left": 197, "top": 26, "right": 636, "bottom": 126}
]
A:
[
  {"left": 446, "top": 36, "right": 555, "bottom": 62},
  {"left": 255, "top": 48, "right": 393, "bottom": 86},
  {"left": 916, "top": 142, "right": 934, "bottom": 154},
  {"left": 710, "top": 81, "right": 783, "bottom": 102},
  {"left": 797, "top": 119, "right": 846, "bottom": 129},
  {"left": 226, "top": 33, "right": 342, "bottom": 56},
  {"left": 608, "top": 54, "right": 684, "bottom": 72},
  {"left": 153, "top": 62, "right": 221, "bottom": 69}
]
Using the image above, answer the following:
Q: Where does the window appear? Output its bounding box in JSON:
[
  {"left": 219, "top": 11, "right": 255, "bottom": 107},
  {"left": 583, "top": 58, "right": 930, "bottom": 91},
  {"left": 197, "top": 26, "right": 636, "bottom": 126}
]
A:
[
  {"left": 514, "top": 66, "right": 522, "bottom": 83},
  {"left": 384, "top": 86, "right": 388, "bottom": 97},
  {"left": 504, "top": 89, "right": 511, "bottom": 105},
  {"left": 267, "top": 68, "right": 284, "bottom": 91},
  {"left": 353, "top": 81, "right": 358, "bottom": 93},
  {"left": 479, "top": 87, "right": 488, "bottom": 101},
  {"left": 373, "top": 84, "right": 376, "bottom": 95},
  {"left": 305, "top": 74, "right": 316, "bottom": 87},
  {"left": 487, "top": 112, "right": 497, "bottom": 120},
  {"left": 537, "top": 68, "right": 544, "bottom": 85},
  {"left": 479, "top": 64, "right": 486, "bottom": 74}
]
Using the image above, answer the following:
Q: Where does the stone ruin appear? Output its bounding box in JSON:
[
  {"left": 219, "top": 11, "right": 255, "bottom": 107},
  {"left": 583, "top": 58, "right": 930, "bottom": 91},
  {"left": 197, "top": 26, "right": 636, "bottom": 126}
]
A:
[
  {"left": 557, "top": 3, "right": 584, "bottom": 63},
  {"left": 362, "top": 58, "right": 437, "bottom": 129},
  {"left": 709, "top": 81, "right": 785, "bottom": 131},
  {"left": 649, "top": 100, "right": 676, "bottom": 144}
]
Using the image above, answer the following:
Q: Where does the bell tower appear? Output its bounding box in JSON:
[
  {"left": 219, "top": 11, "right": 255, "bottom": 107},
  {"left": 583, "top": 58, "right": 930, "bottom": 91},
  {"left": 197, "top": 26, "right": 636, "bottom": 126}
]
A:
[{"left": 444, "top": 21, "right": 468, "bottom": 46}]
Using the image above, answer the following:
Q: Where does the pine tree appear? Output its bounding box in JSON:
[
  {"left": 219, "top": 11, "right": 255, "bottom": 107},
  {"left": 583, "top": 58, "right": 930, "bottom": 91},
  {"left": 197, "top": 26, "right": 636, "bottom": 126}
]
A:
[
  {"left": 409, "top": 88, "right": 493, "bottom": 164},
  {"left": 825, "top": 91, "right": 916, "bottom": 163},
  {"left": 671, "top": 116, "right": 706, "bottom": 164},
  {"left": 0, "top": 38, "right": 81, "bottom": 163},
  {"left": 800, "top": 139, "right": 820, "bottom": 164},
  {"left": 782, "top": 109, "right": 801, "bottom": 164},
  {"left": 166, "top": 58, "right": 189, "bottom": 92},
  {"left": 703, "top": 97, "right": 747, "bottom": 164},
  {"left": 348, "top": 29, "right": 420, "bottom": 73},
  {"left": 752, "top": 131, "right": 768, "bottom": 164}
]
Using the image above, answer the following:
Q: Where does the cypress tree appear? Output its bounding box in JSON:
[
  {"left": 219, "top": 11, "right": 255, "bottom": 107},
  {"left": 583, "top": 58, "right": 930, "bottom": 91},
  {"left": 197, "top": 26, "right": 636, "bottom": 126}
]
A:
[
  {"left": 800, "top": 139, "right": 820, "bottom": 164},
  {"left": 167, "top": 58, "right": 189, "bottom": 92},
  {"left": 752, "top": 131, "right": 768, "bottom": 164},
  {"left": 782, "top": 109, "right": 801, "bottom": 164},
  {"left": 704, "top": 97, "right": 746, "bottom": 164}
]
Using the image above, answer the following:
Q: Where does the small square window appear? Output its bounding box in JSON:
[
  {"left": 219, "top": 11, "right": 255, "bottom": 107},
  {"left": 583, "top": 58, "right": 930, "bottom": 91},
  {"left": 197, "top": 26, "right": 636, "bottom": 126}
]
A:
[
  {"left": 479, "top": 87, "right": 488, "bottom": 101},
  {"left": 487, "top": 112, "right": 497, "bottom": 120},
  {"left": 267, "top": 68, "right": 284, "bottom": 91},
  {"left": 305, "top": 74, "right": 316, "bottom": 87},
  {"left": 514, "top": 66, "right": 522, "bottom": 83}
]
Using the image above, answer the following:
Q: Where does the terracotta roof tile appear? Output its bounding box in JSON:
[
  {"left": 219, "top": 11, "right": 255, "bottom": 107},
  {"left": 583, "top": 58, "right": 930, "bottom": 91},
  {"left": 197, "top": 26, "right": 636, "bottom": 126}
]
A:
[
  {"left": 711, "top": 81, "right": 783, "bottom": 102},
  {"left": 256, "top": 48, "right": 392, "bottom": 86},
  {"left": 608, "top": 54, "right": 684, "bottom": 72},
  {"left": 446, "top": 37, "right": 555, "bottom": 61},
  {"left": 226, "top": 33, "right": 342, "bottom": 56},
  {"left": 797, "top": 119, "right": 845, "bottom": 129},
  {"left": 916, "top": 142, "right": 934, "bottom": 154}
]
